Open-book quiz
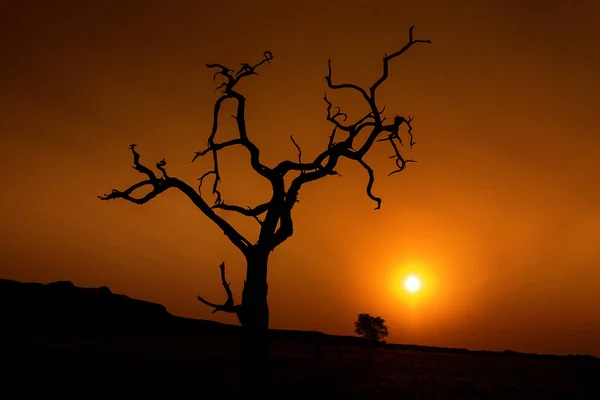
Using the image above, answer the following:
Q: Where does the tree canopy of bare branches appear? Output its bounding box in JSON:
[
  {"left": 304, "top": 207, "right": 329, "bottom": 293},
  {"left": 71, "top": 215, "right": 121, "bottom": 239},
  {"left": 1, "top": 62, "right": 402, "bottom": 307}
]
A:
[{"left": 99, "top": 25, "right": 430, "bottom": 337}]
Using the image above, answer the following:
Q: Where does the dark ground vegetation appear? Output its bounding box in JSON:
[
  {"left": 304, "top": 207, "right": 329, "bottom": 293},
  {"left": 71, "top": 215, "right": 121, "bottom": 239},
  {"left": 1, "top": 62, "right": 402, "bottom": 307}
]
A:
[{"left": 1, "top": 278, "right": 598, "bottom": 399}]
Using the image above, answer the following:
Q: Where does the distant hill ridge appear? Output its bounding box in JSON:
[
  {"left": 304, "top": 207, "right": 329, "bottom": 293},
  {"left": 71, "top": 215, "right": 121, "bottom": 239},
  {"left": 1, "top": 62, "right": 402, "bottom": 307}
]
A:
[
  {"left": 1, "top": 278, "right": 598, "bottom": 361},
  {"left": 0, "top": 278, "right": 309, "bottom": 338},
  {"left": 0, "top": 278, "right": 174, "bottom": 334}
]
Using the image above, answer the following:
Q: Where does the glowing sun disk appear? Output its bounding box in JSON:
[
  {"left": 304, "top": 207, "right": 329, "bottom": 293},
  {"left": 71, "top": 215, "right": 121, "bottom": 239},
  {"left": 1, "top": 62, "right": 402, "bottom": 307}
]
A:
[{"left": 404, "top": 276, "right": 421, "bottom": 293}]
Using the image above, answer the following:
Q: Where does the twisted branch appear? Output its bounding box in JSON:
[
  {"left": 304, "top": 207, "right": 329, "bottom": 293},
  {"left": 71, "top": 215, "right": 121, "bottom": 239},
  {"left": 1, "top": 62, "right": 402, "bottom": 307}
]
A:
[{"left": 357, "top": 158, "right": 382, "bottom": 210}]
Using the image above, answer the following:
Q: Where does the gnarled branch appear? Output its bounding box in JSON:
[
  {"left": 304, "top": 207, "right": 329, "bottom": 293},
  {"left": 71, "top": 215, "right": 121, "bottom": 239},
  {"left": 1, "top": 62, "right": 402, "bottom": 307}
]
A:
[
  {"left": 99, "top": 145, "right": 252, "bottom": 253},
  {"left": 197, "top": 262, "right": 241, "bottom": 314},
  {"left": 98, "top": 144, "right": 168, "bottom": 203}
]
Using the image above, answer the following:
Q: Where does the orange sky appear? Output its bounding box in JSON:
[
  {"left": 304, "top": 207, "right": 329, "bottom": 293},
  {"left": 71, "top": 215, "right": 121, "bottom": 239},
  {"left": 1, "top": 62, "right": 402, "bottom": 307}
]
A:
[{"left": 1, "top": 0, "right": 599, "bottom": 356}]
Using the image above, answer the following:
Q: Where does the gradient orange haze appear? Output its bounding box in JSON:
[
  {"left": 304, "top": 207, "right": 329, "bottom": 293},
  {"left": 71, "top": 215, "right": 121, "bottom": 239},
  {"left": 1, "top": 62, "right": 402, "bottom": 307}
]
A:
[{"left": 1, "top": 0, "right": 599, "bottom": 356}]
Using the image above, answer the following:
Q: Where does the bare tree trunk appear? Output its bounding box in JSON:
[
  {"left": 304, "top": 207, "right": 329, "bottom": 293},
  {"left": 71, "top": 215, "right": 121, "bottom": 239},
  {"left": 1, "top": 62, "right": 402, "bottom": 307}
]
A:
[{"left": 238, "top": 250, "right": 270, "bottom": 392}]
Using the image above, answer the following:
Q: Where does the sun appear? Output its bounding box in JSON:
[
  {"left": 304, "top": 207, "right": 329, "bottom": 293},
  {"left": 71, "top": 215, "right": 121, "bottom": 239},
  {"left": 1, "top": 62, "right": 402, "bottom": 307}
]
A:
[{"left": 404, "top": 276, "right": 421, "bottom": 293}]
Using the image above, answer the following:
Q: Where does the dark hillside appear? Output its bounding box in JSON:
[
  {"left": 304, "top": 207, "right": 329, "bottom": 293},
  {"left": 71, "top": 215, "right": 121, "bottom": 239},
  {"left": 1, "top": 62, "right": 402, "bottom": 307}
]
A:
[{"left": 1, "top": 278, "right": 598, "bottom": 398}]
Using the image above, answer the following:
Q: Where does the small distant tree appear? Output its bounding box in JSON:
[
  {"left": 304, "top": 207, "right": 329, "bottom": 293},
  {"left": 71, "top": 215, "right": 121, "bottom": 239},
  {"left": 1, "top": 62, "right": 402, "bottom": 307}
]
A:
[{"left": 355, "top": 313, "right": 389, "bottom": 361}]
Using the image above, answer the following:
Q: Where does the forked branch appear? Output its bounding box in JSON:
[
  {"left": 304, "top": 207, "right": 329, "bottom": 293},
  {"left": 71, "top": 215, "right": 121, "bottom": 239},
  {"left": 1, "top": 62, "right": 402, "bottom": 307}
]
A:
[
  {"left": 191, "top": 51, "right": 279, "bottom": 218},
  {"left": 197, "top": 262, "right": 241, "bottom": 314}
]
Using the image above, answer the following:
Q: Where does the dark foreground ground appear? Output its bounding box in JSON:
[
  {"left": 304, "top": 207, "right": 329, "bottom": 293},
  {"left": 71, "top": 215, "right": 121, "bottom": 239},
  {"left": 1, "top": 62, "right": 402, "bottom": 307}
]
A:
[
  {"left": 2, "top": 334, "right": 599, "bottom": 399},
  {"left": 1, "top": 278, "right": 599, "bottom": 398}
]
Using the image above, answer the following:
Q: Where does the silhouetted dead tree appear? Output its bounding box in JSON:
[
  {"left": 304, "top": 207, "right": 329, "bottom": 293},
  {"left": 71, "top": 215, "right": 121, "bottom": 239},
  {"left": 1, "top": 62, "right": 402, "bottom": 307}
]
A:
[{"left": 99, "top": 26, "right": 431, "bottom": 390}]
